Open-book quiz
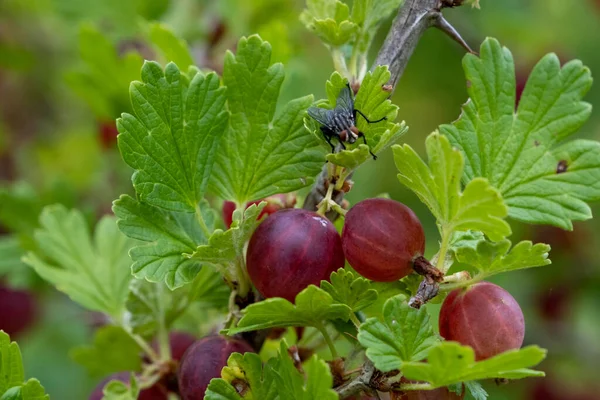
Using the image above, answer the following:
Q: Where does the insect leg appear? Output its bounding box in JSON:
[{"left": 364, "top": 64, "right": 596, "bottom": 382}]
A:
[
  {"left": 355, "top": 109, "right": 387, "bottom": 124},
  {"left": 320, "top": 126, "right": 336, "bottom": 153},
  {"left": 358, "top": 131, "right": 377, "bottom": 160}
]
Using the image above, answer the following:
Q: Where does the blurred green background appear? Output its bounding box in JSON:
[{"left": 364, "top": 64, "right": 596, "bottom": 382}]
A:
[{"left": 1, "top": 0, "right": 599, "bottom": 398}]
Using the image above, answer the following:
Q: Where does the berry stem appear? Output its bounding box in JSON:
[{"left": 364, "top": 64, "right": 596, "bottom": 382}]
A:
[
  {"left": 156, "top": 284, "right": 172, "bottom": 361},
  {"left": 436, "top": 228, "right": 452, "bottom": 273},
  {"left": 126, "top": 329, "right": 160, "bottom": 363},
  {"left": 332, "top": 48, "right": 350, "bottom": 79},
  {"left": 315, "top": 322, "right": 339, "bottom": 359},
  {"left": 349, "top": 312, "right": 362, "bottom": 329},
  {"left": 399, "top": 383, "right": 434, "bottom": 391}
]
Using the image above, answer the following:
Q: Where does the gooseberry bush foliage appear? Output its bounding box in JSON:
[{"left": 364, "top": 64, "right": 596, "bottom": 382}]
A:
[{"left": 2, "top": 0, "right": 599, "bottom": 399}]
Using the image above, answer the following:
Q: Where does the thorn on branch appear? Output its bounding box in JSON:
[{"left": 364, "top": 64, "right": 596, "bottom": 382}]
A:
[{"left": 431, "top": 14, "right": 477, "bottom": 55}]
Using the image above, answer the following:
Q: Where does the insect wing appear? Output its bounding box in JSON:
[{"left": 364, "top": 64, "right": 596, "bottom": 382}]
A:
[
  {"left": 334, "top": 84, "right": 355, "bottom": 114},
  {"left": 307, "top": 106, "right": 334, "bottom": 127}
]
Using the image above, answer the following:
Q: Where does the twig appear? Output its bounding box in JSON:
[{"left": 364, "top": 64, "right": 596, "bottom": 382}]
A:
[{"left": 335, "top": 359, "right": 377, "bottom": 399}]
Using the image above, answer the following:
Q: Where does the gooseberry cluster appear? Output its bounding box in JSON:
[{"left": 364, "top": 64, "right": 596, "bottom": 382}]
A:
[{"left": 88, "top": 196, "right": 525, "bottom": 399}]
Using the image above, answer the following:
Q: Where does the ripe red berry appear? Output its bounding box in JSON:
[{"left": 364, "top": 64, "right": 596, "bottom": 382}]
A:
[
  {"left": 177, "top": 336, "right": 253, "bottom": 400},
  {"left": 342, "top": 198, "right": 425, "bottom": 282},
  {"left": 0, "top": 283, "right": 37, "bottom": 337},
  {"left": 439, "top": 282, "right": 525, "bottom": 360},
  {"left": 89, "top": 372, "right": 168, "bottom": 400},
  {"left": 222, "top": 193, "right": 296, "bottom": 228},
  {"left": 246, "top": 208, "right": 345, "bottom": 302}
]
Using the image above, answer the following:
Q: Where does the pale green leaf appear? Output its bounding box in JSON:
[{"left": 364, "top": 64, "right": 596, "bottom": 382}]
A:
[
  {"left": 117, "top": 61, "right": 228, "bottom": 213},
  {"left": 188, "top": 203, "right": 265, "bottom": 281},
  {"left": 211, "top": 35, "right": 325, "bottom": 204},
  {"left": 441, "top": 37, "right": 598, "bottom": 229},
  {"left": 112, "top": 196, "right": 216, "bottom": 289},
  {"left": 465, "top": 381, "right": 488, "bottom": 400},
  {"left": 320, "top": 268, "right": 378, "bottom": 312},
  {"left": 227, "top": 286, "right": 352, "bottom": 334},
  {"left": 272, "top": 341, "right": 338, "bottom": 400},
  {"left": 18, "top": 380, "right": 49, "bottom": 400},
  {"left": 453, "top": 237, "right": 551, "bottom": 279},
  {"left": 300, "top": 0, "right": 358, "bottom": 47},
  {"left": 101, "top": 374, "right": 139, "bottom": 400},
  {"left": 357, "top": 295, "right": 438, "bottom": 372},
  {"left": 0, "top": 332, "right": 48, "bottom": 400},
  {"left": 402, "top": 342, "right": 546, "bottom": 388},
  {"left": 23, "top": 206, "right": 134, "bottom": 318},
  {"left": 70, "top": 326, "right": 141, "bottom": 377},
  {"left": 206, "top": 352, "right": 278, "bottom": 400},
  {"left": 65, "top": 24, "right": 142, "bottom": 119},
  {"left": 125, "top": 280, "right": 164, "bottom": 338},
  {"left": 0, "top": 331, "right": 24, "bottom": 394},
  {"left": 393, "top": 132, "right": 511, "bottom": 241},
  {"left": 148, "top": 23, "right": 194, "bottom": 70}
]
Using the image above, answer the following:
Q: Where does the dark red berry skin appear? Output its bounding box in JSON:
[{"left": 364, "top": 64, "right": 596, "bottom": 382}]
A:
[
  {"left": 222, "top": 194, "right": 297, "bottom": 228},
  {"left": 246, "top": 209, "right": 345, "bottom": 302},
  {"left": 342, "top": 198, "right": 425, "bottom": 282},
  {"left": 89, "top": 372, "right": 168, "bottom": 400},
  {"left": 151, "top": 331, "right": 196, "bottom": 362},
  {"left": 178, "top": 336, "right": 254, "bottom": 400},
  {"left": 0, "top": 283, "right": 37, "bottom": 337},
  {"left": 439, "top": 282, "right": 525, "bottom": 361}
]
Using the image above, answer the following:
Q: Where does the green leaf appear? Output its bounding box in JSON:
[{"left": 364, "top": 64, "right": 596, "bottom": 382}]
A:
[
  {"left": 205, "top": 379, "right": 242, "bottom": 400},
  {"left": 440, "top": 37, "right": 598, "bottom": 229},
  {"left": 227, "top": 286, "right": 352, "bottom": 335},
  {"left": 70, "top": 326, "right": 141, "bottom": 377},
  {"left": 125, "top": 280, "right": 165, "bottom": 338},
  {"left": 207, "top": 341, "right": 337, "bottom": 400},
  {"left": 148, "top": 23, "right": 194, "bottom": 70},
  {"left": 210, "top": 35, "right": 325, "bottom": 204},
  {"left": 464, "top": 381, "right": 488, "bottom": 400},
  {"left": 186, "top": 265, "right": 231, "bottom": 309},
  {"left": 0, "top": 331, "right": 24, "bottom": 394},
  {"left": 320, "top": 268, "right": 378, "bottom": 312},
  {"left": 272, "top": 341, "right": 338, "bottom": 400},
  {"left": 23, "top": 205, "right": 134, "bottom": 318},
  {"left": 0, "top": 332, "right": 48, "bottom": 400},
  {"left": 300, "top": 0, "right": 358, "bottom": 47},
  {"left": 393, "top": 132, "right": 511, "bottom": 241},
  {"left": 112, "top": 196, "right": 216, "bottom": 289},
  {"left": 117, "top": 61, "right": 228, "bottom": 213},
  {"left": 453, "top": 237, "right": 551, "bottom": 280},
  {"left": 357, "top": 295, "right": 438, "bottom": 372},
  {"left": 188, "top": 203, "right": 265, "bottom": 287},
  {"left": 206, "top": 352, "right": 278, "bottom": 400},
  {"left": 65, "top": 24, "right": 142, "bottom": 119},
  {"left": 305, "top": 68, "right": 406, "bottom": 170},
  {"left": 101, "top": 374, "right": 139, "bottom": 400},
  {"left": 402, "top": 342, "right": 546, "bottom": 388},
  {"left": 0, "top": 381, "right": 49, "bottom": 400}
]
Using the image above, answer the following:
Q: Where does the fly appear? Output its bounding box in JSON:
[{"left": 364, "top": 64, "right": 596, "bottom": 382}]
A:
[{"left": 307, "top": 83, "right": 387, "bottom": 160}]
